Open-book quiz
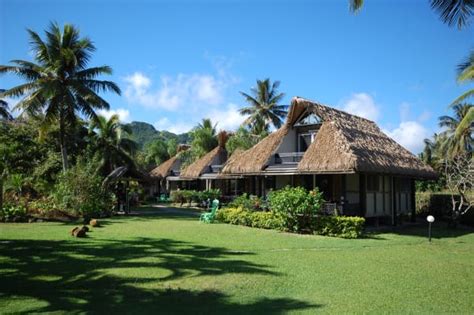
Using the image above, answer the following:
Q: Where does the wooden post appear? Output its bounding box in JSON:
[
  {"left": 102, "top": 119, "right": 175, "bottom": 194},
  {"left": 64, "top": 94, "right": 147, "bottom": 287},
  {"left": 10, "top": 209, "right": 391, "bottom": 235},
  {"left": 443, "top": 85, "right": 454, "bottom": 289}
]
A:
[
  {"left": 392, "top": 177, "right": 397, "bottom": 226},
  {"left": 410, "top": 178, "right": 416, "bottom": 222},
  {"left": 359, "top": 173, "right": 366, "bottom": 217}
]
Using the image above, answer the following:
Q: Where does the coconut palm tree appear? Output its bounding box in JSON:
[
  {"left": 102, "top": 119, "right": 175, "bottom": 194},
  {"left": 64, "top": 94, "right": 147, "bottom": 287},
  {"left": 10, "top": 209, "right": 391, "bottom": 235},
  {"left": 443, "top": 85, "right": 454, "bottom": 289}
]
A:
[
  {"left": 89, "top": 114, "right": 138, "bottom": 175},
  {"left": 0, "top": 90, "right": 12, "bottom": 120},
  {"left": 349, "top": 0, "right": 473, "bottom": 28},
  {"left": 239, "top": 79, "right": 288, "bottom": 134},
  {"left": 453, "top": 50, "right": 474, "bottom": 104},
  {"left": 438, "top": 103, "right": 473, "bottom": 156},
  {"left": 0, "top": 23, "right": 120, "bottom": 171},
  {"left": 190, "top": 118, "right": 218, "bottom": 159}
]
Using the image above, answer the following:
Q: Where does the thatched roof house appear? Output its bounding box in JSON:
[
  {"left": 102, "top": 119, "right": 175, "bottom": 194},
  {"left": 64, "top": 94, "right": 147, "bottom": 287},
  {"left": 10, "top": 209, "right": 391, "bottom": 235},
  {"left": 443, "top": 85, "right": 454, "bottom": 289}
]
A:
[
  {"left": 149, "top": 144, "right": 190, "bottom": 179},
  {"left": 181, "top": 131, "right": 229, "bottom": 179},
  {"left": 222, "top": 97, "right": 436, "bottom": 179}
]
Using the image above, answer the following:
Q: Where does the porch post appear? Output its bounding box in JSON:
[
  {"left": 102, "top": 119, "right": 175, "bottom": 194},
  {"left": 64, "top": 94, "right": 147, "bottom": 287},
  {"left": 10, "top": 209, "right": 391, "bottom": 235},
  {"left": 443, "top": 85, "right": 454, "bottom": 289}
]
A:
[
  {"left": 359, "top": 173, "right": 366, "bottom": 217},
  {"left": 313, "top": 174, "right": 316, "bottom": 189},
  {"left": 410, "top": 178, "right": 416, "bottom": 222},
  {"left": 392, "top": 177, "right": 397, "bottom": 226}
]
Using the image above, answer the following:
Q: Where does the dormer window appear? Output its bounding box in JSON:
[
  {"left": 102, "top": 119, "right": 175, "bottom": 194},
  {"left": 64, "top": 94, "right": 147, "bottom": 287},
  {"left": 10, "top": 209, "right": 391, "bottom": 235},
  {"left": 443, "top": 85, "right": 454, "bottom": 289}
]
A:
[{"left": 294, "top": 112, "right": 322, "bottom": 127}]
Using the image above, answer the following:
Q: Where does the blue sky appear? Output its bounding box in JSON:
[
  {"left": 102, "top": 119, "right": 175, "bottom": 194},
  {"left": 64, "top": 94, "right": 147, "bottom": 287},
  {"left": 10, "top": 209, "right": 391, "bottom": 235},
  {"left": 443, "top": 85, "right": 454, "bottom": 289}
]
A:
[{"left": 1, "top": 0, "right": 472, "bottom": 153}]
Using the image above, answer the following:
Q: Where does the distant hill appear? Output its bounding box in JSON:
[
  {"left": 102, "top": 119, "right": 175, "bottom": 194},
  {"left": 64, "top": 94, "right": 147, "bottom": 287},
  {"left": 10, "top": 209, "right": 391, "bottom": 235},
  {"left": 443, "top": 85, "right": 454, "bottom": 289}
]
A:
[{"left": 125, "top": 121, "right": 191, "bottom": 149}]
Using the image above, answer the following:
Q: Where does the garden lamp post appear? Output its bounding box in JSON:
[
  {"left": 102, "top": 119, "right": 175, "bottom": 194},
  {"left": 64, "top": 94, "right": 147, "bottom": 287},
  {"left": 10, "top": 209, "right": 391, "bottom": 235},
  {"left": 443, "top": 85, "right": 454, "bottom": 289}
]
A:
[{"left": 427, "top": 215, "right": 435, "bottom": 242}]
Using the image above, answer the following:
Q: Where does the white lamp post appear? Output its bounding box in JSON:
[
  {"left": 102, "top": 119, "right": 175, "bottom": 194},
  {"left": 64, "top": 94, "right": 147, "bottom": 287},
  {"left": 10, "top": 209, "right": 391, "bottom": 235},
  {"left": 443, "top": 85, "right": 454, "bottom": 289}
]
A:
[{"left": 427, "top": 215, "right": 435, "bottom": 242}]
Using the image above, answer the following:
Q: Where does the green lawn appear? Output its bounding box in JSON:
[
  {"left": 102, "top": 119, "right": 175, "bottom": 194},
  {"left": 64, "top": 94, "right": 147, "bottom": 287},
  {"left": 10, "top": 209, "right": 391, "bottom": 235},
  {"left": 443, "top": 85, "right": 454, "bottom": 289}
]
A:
[{"left": 1, "top": 207, "right": 473, "bottom": 314}]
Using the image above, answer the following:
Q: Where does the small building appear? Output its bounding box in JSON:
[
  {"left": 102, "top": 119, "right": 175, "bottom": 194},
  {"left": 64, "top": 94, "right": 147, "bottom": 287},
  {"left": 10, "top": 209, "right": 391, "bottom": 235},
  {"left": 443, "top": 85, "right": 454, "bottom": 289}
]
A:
[
  {"left": 148, "top": 96, "right": 436, "bottom": 223},
  {"left": 220, "top": 97, "right": 437, "bottom": 222}
]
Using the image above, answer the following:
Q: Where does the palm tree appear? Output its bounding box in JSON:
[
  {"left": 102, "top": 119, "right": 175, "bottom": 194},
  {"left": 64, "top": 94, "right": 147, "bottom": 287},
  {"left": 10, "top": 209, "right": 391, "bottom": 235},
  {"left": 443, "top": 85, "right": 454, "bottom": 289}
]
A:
[
  {"left": 438, "top": 103, "right": 473, "bottom": 156},
  {"left": 239, "top": 79, "right": 288, "bottom": 134},
  {"left": 89, "top": 114, "right": 138, "bottom": 175},
  {"left": 190, "top": 118, "right": 218, "bottom": 160},
  {"left": 0, "top": 23, "right": 121, "bottom": 171},
  {"left": 453, "top": 50, "right": 474, "bottom": 104},
  {"left": 349, "top": 0, "right": 473, "bottom": 29},
  {"left": 0, "top": 89, "right": 12, "bottom": 120},
  {"left": 450, "top": 51, "right": 474, "bottom": 149}
]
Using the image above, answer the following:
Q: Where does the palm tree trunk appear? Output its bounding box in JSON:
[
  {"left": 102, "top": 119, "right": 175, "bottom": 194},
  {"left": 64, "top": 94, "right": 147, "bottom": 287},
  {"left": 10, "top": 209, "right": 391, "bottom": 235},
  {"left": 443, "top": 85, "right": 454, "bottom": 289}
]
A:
[{"left": 59, "top": 116, "right": 69, "bottom": 172}]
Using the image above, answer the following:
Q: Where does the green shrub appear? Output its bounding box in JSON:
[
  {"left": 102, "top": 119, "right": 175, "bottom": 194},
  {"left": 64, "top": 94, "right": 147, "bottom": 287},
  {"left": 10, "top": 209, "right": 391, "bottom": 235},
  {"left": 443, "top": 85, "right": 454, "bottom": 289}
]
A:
[
  {"left": 0, "top": 203, "right": 28, "bottom": 222},
  {"left": 312, "top": 216, "right": 365, "bottom": 239},
  {"left": 268, "top": 186, "right": 323, "bottom": 232},
  {"left": 171, "top": 189, "right": 221, "bottom": 206},
  {"left": 216, "top": 207, "right": 284, "bottom": 230},
  {"left": 228, "top": 193, "right": 265, "bottom": 211},
  {"left": 52, "top": 160, "right": 113, "bottom": 218}
]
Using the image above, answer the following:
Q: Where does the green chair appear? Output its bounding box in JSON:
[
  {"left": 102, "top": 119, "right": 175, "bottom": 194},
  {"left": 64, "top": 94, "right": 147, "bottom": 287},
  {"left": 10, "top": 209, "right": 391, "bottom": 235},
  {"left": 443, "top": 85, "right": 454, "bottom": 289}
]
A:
[{"left": 200, "top": 199, "right": 219, "bottom": 223}]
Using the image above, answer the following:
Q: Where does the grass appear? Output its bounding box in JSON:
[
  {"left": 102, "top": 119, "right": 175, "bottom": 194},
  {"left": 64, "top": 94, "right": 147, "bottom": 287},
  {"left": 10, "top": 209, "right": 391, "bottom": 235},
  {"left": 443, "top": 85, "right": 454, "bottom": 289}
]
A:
[{"left": 1, "top": 206, "right": 473, "bottom": 314}]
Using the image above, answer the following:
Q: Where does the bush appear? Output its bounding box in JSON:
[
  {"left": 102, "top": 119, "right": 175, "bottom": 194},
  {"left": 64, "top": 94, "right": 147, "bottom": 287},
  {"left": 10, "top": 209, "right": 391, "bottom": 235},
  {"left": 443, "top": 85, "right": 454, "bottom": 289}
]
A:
[
  {"left": 216, "top": 207, "right": 284, "bottom": 230},
  {"left": 171, "top": 189, "right": 221, "bottom": 207},
  {"left": 228, "top": 193, "right": 265, "bottom": 211},
  {"left": 52, "top": 160, "right": 113, "bottom": 218},
  {"left": 0, "top": 203, "right": 28, "bottom": 222},
  {"left": 268, "top": 186, "right": 323, "bottom": 232},
  {"left": 312, "top": 216, "right": 365, "bottom": 239}
]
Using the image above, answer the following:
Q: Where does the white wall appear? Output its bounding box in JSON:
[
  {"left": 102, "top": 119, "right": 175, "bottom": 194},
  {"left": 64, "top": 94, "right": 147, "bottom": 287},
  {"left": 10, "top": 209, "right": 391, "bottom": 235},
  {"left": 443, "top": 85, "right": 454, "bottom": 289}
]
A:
[{"left": 276, "top": 129, "right": 296, "bottom": 153}]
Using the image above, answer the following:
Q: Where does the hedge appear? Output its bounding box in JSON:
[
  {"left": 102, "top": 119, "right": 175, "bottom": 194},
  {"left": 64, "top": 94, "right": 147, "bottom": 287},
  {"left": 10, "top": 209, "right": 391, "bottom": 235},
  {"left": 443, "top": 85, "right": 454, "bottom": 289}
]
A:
[
  {"left": 216, "top": 207, "right": 365, "bottom": 238},
  {"left": 312, "top": 216, "right": 365, "bottom": 239},
  {"left": 216, "top": 207, "right": 284, "bottom": 230}
]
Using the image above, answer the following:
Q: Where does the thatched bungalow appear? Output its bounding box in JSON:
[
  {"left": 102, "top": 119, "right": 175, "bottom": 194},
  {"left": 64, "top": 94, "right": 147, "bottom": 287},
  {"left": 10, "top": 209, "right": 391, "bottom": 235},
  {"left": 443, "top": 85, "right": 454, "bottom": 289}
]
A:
[
  {"left": 149, "top": 144, "right": 190, "bottom": 194},
  {"left": 221, "top": 97, "right": 437, "bottom": 222},
  {"left": 179, "top": 131, "right": 239, "bottom": 194}
]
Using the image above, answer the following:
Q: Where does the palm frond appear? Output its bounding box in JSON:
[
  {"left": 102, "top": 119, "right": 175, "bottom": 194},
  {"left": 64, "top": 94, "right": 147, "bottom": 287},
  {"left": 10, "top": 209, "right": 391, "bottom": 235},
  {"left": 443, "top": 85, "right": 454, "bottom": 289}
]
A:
[
  {"left": 430, "top": 0, "right": 474, "bottom": 29},
  {"left": 349, "top": 0, "right": 364, "bottom": 13}
]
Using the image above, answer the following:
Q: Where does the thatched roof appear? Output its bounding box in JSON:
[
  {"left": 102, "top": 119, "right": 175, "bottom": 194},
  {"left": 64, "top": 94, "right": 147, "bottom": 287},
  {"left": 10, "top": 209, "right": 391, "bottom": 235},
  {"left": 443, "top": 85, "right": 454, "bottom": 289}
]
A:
[
  {"left": 180, "top": 146, "right": 228, "bottom": 179},
  {"left": 149, "top": 144, "right": 191, "bottom": 179},
  {"left": 295, "top": 97, "right": 437, "bottom": 178},
  {"left": 149, "top": 155, "right": 179, "bottom": 178},
  {"left": 180, "top": 131, "right": 230, "bottom": 179},
  {"left": 221, "top": 125, "right": 290, "bottom": 174},
  {"left": 222, "top": 96, "right": 437, "bottom": 179}
]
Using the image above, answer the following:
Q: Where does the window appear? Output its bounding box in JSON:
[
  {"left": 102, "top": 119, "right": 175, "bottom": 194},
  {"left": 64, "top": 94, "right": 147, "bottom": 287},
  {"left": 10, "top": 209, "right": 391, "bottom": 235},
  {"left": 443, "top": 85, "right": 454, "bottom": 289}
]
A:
[
  {"left": 294, "top": 112, "right": 322, "bottom": 126},
  {"left": 367, "top": 175, "right": 381, "bottom": 192},
  {"left": 298, "top": 132, "right": 315, "bottom": 152}
]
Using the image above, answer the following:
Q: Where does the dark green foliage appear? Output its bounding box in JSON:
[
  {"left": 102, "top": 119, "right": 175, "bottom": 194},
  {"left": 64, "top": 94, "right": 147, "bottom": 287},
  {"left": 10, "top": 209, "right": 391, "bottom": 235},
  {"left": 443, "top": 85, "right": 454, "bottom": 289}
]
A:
[
  {"left": 228, "top": 193, "right": 266, "bottom": 211},
  {"left": 268, "top": 186, "right": 324, "bottom": 232},
  {"left": 226, "top": 127, "right": 266, "bottom": 155},
  {"left": 52, "top": 159, "right": 113, "bottom": 217},
  {"left": 216, "top": 207, "right": 284, "bottom": 230},
  {"left": 312, "top": 216, "right": 365, "bottom": 239},
  {"left": 0, "top": 203, "right": 28, "bottom": 222}
]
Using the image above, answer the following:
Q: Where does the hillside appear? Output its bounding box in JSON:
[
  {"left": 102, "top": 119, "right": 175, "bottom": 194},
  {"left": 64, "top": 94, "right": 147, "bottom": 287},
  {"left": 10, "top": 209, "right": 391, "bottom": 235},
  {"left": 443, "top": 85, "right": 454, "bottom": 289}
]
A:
[{"left": 125, "top": 121, "right": 191, "bottom": 149}]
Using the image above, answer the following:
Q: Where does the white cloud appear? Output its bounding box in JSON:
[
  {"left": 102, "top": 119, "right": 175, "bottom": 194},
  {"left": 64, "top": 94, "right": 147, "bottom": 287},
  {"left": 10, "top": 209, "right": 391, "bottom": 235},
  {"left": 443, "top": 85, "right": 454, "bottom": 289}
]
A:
[
  {"left": 154, "top": 117, "right": 193, "bottom": 134},
  {"left": 97, "top": 108, "right": 131, "bottom": 123},
  {"left": 384, "top": 121, "right": 430, "bottom": 154},
  {"left": 208, "top": 103, "right": 246, "bottom": 131},
  {"left": 124, "top": 71, "right": 229, "bottom": 111},
  {"left": 341, "top": 93, "right": 380, "bottom": 121}
]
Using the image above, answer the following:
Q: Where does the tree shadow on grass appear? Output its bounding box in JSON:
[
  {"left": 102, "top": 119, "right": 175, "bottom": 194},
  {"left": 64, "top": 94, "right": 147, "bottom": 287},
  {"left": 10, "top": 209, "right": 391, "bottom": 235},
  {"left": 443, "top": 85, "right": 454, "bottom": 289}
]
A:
[{"left": 0, "top": 238, "right": 321, "bottom": 313}]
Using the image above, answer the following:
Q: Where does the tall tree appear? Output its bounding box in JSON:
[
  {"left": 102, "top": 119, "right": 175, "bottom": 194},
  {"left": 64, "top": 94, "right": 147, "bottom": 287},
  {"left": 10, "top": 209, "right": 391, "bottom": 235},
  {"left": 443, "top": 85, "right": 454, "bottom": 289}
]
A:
[
  {"left": 239, "top": 79, "right": 288, "bottom": 134},
  {"left": 144, "top": 139, "right": 170, "bottom": 166},
  {"left": 349, "top": 0, "right": 473, "bottom": 28},
  {"left": 439, "top": 103, "right": 473, "bottom": 156},
  {"left": 89, "top": 114, "right": 137, "bottom": 175},
  {"left": 0, "top": 90, "right": 12, "bottom": 120},
  {"left": 190, "top": 118, "right": 218, "bottom": 160},
  {"left": 0, "top": 23, "right": 120, "bottom": 171}
]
